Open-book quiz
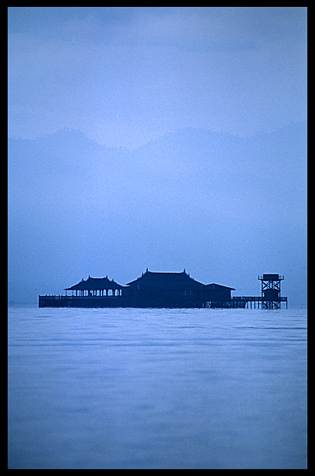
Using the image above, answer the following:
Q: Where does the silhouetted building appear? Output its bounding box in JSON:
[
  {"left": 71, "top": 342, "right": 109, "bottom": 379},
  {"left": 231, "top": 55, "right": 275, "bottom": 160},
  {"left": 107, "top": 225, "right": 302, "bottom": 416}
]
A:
[
  {"left": 232, "top": 273, "right": 287, "bottom": 309},
  {"left": 39, "top": 269, "right": 234, "bottom": 308},
  {"left": 38, "top": 270, "right": 287, "bottom": 309},
  {"left": 258, "top": 274, "right": 285, "bottom": 309},
  {"left": 65, "top": 276, "right": 124, "bottom": 297},
  {"left": 124, "top": 269, "right": 234, "bottom": 308}
]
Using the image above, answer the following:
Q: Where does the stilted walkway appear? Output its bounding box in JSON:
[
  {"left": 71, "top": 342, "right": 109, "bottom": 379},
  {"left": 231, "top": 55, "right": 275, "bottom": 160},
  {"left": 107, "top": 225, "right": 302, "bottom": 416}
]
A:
[{"left": 232, "top": 296, "right": 288, "bottom": 309}]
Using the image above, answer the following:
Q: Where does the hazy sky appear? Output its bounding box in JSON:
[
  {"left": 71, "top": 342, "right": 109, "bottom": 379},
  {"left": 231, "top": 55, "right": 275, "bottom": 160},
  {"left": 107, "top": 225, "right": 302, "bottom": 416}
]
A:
[
  {"left": 9, "top": 7, "right": 306, "bottom": 149},
  {"left": 8, "top": 7, "right": 307, "bottom": 306}
]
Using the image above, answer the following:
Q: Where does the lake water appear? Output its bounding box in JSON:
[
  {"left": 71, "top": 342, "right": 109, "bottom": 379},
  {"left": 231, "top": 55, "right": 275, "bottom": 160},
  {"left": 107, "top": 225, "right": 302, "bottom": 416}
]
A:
[{"left": 8, "top": 306, "right": 307, "bottom": 469}]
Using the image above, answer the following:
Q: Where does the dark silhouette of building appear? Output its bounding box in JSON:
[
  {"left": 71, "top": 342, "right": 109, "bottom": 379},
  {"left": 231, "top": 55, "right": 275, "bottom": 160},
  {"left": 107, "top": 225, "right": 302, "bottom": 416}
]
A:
[
  {"left": 38, "top": 269, "right": 287, "bottom": 309},
  {"left": 65, "top": 276, "right": 124, "bottom": 297},
  {"left": 124, "top": 269, "right": 234, "bottom": 308},
  {"left": 231, "top": 274, "right": 288, "bottom": 309},
  {"left": 39, "top": 269, "right": 234, "bottom": 308},
  {"left": 258, "top": 274, "right": 286, "bottom": 309}
]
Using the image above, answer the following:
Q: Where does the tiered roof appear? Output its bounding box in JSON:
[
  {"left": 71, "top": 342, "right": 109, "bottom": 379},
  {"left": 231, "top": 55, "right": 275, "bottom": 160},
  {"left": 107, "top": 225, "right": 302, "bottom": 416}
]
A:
[{"left": 65, "top": 270, "right": 235, "bottom": 292}]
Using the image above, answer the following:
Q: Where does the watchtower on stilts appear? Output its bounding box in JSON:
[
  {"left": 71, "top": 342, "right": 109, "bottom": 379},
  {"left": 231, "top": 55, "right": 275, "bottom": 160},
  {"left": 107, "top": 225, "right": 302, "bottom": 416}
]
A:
[{"left": 258, "top": 274, "right": 287, "bottom": 309}]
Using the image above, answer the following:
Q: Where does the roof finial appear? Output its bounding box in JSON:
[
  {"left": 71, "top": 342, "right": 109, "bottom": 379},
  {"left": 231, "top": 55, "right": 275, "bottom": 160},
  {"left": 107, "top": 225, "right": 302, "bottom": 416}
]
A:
[{"left": 146, "top": 267, "right": 148, "bottom": 273}]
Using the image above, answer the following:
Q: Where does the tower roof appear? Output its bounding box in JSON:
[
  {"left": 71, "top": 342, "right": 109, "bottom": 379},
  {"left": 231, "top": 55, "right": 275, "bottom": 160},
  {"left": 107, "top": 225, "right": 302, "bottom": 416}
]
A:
[{"left": 259, "top": 274, "right": 284, "bottom": 281}]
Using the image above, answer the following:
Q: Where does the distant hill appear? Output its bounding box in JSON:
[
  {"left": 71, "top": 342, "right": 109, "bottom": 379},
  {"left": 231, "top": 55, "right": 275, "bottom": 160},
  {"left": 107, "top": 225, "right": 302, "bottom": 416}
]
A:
[{"left": 8, "top": 122, "right": 307, "bottom": 306}]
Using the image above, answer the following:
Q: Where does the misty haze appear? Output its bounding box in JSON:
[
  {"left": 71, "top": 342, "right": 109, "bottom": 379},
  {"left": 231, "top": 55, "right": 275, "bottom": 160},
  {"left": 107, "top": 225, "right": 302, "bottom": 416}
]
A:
[
  {"left": 8, "top": 124, "right": 306, "bottom": 307},
  {"left": 8, "top": 7, "right": 307, "bottom": 470}
]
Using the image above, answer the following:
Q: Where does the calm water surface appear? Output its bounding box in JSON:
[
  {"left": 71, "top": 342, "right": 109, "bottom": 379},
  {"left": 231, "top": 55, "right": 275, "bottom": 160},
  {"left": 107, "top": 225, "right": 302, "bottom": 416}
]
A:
[{"left": 8, "top": 306, "right": 307, "bottom": 469}]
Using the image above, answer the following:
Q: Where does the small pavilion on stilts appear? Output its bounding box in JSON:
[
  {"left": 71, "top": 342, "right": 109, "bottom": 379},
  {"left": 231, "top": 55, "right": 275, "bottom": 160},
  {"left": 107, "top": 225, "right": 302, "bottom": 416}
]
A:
[{"left": 65, "top": 276, "right": 124, "bottom": 297}]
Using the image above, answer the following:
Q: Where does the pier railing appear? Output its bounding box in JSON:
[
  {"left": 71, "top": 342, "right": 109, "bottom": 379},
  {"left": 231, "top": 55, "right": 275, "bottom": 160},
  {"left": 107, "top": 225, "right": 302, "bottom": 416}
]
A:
[
  {"left": 38, "top": 294, "right": 124, "bottom": 308},
  {"left": 232, "top": 296, "right": 287, "bottom": 302},
  {"left": 232, "top": 295, "right": 287, "bottom": 309},
  {"left": 39, "top": 294, "right": 122, "bottom": 299},
  {"left": 39, "top": 294, "right": 288, "bottom": 309}
]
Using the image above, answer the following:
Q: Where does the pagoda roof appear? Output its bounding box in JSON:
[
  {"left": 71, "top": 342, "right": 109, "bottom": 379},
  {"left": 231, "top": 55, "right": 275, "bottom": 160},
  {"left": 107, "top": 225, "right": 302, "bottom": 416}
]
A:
[
  {"left": 65, "top": 271, "right": 235, "bottom": 292},
  {"left": 126, "top": 269, "right": 205, "bottom": 290},
  {"left": 65, "top": 276, "right": 124, "bottom": 291}
]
